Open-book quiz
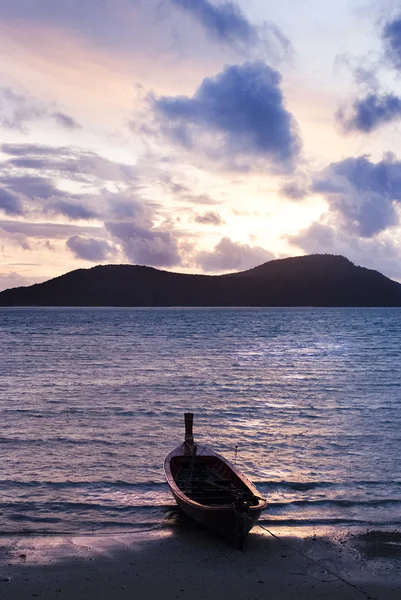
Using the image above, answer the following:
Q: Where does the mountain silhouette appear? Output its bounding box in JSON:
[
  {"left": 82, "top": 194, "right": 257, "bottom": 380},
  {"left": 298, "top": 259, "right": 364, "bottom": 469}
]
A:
[{"left": 1, "top": 254, "right": 401, "bottom": 307}]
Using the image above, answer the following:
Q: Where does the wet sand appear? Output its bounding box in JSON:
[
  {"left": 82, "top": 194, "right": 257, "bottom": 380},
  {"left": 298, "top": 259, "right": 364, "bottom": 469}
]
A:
[{"left": 1, "top": 525, "right": 401, "bottom": 600}]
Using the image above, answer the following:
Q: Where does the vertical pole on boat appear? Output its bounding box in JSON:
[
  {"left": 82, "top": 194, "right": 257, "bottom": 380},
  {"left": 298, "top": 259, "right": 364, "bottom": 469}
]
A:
[{"left": 184, "top": 412, "right": 194, "bottom": 445}]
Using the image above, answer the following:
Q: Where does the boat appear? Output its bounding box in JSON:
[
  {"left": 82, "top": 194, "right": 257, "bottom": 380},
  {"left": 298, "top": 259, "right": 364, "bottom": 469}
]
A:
[{"left": 164, "top": 413, "right": 267, "bottom": 548}]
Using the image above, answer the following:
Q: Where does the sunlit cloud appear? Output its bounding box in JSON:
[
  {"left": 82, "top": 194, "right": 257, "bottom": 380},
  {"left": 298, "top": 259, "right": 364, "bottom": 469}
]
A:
[{"left": 196, "top": 236, "right": 275, "bottom": 272}]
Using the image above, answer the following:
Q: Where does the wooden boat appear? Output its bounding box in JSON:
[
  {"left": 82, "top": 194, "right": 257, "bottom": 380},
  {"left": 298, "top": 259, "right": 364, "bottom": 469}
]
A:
[{"left": 164, "top": 413, "right": 267, "bottom": 548}]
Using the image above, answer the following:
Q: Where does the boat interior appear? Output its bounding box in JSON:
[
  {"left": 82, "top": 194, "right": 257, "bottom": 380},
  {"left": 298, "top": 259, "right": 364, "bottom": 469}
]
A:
[{"left": 171, "top": 455, "right": 259, "bottom": 507}]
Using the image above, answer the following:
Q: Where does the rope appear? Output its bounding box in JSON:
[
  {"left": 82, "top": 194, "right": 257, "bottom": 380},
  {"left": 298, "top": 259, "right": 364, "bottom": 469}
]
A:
[{"left": 258, "top": 525, "right": 379, "bottom": 600}]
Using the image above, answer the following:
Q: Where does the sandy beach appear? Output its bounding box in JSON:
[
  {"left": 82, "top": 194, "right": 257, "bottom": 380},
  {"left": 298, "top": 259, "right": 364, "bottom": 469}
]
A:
[{"left": 1, "top": 524, "right": 400, "bottom": 600}]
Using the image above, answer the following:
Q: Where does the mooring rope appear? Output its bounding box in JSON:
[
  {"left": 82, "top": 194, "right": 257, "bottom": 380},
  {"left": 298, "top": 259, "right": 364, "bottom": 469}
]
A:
[{"left": 258, "top": 525, "right": 379, "bottom": 600}]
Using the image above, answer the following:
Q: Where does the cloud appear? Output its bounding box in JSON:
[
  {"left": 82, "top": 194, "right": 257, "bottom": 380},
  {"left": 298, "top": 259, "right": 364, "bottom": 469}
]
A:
[
  {"left": 312, "top": 154, "right": 401, "bottom": 237},
  {"left": 52, "top": 112, "right": 81, "bottom": 130},
  {"left": 152, "top": 61, "right": 301, "bottom": 170},
  {"left": 66, "top": 235, "right": 117, "bottom": 261},
  {"left": 46, "top": 200, "right": 98, "bottom": 220},
  {"left": 0, "top": 187, "right": 24, "bottom": 216},
  {"left": 171, "top": 0, "right": 256, "bottom": 44},
  {"left": 382, "top": 17, "right": 401, "bottom": 71},
  {"left": 2, "top": 143, "right": 68, "bottom": 156},
  {"left": 105, "top": 221, "right": 181, "bottom": 267},
  {"left": 0, "top": 271, "right": 48, "bottom": 292},
  {"left": 196, "top": 236, "right": 274, "bottom": 272},
  {"left": 1, "top": 143, "right": 137, "bottom": 183},
  {"left": 194, "top": 211, "right": 225, "bottom": 225},
  {"left": 280, "top": 181, "right": 308, "bottom": 200},
  {"left": 0, "top": 219, "right": 104, "bottom": 239},
  {"left": 0, "top": 87, "right": 45, "bottom": 131},
  {"left": 170, "top": 0, "right": 291, "bottom": 60},
  {"left": 0, "top": 87, "right": 80, "bottom": 132},
  {"left": 337, "top": 93, "right": 401, "bottom": 133},
  {"left": 0, "top": 175, "right": 60, "bottom": 200},
  {"left": 0, "top": 144, "right": 140, "bottom": 221},
  {"left": 107, "top": 195, "right": 153, "bottom": 224},
  {"left": 287, "top": 222, "right": 401, "bottom": 281}
]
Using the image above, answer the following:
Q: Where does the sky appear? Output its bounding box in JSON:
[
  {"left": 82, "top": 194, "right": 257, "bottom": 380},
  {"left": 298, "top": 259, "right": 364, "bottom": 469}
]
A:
[{"left": 1, "top": 0, "right": 401, "bottom": 290}]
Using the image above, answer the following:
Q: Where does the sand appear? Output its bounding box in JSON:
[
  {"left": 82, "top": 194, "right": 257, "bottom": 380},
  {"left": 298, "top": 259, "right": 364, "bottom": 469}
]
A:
[{"left": 1, "top": 524, "right": 401, "bottom": 600}]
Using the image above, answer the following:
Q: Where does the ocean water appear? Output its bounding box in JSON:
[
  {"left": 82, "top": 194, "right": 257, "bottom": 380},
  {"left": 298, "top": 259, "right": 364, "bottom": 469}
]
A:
[{"left": 0, "top": 307, "right": 400, "bottom": 536}]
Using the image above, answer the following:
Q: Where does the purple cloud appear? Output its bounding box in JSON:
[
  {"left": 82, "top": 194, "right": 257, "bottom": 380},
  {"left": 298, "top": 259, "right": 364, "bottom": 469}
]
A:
[
  {"left": 337, "top": 93, "right": 401, "bottom": 133},
  {"left": 0, "top": 88, "right": 81, "bottom": 133},
  {"left": 280, "top": 181, "right": 308, "bottom": 200},
  {"left": 106, "top": 221, "right": 181, "bottom": 267},
  {"left": 194, "top": 211, "right": 225, "bottom": 225},
  {"left": 171, "top": 0, "right": 256, "bottom": 45},
  {"left": 46, "top": 200, "right": 98, "bottom": 220},
  {"left": 170, "top": 0, "right": 291, "bottom": 60},
  {"left": 0, "top": 219, "right": 104, "bottom": 238},
  {"left": 0, "top": 187, "right": 24, "bottom": 216},
  {"left": 312, "top": 154, "right": 401, "bottom": 237},
  {"left": 2, "top": 144, "right": 136, "bottom": 183},
  {"left": 288, "top": 223, "right": 401, "bottom": 281},
  {"left": 0, "top": 175, "right": 62, "bottom": 200},
  {"left": 67, "top": 235, "right": 117, "bottom": 262},
  {"left": 0, "top": 271, "right": 48, "bottom": 292},
  {"left": 196, "top": 237, "right": 274, "bottom": 272},
  {"left": 52, "top": 112, "right": 81, "bottom": 130},
  {"left": 382, "top": 17, "right": 401, "bottom": 71},
  {"left": 153, "top": 61, "right": 301, "bottom": 169}
]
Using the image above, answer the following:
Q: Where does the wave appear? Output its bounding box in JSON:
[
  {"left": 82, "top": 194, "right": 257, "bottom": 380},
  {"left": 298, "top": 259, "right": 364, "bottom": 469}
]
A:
[
  {"left": 259, "top": 517, "right": 401, "bottom": 527},
  {"left": 0, "top": 501, "right": 172, "bottom": 513},
  {"left": 1, "top": 478, "right": 400, "bottom": 492},
  {"left": 257, "top": 479, "right": 401, "bottom": 490},
  {"left": 267, "top": 498, "right": 401, "bottom": 508},
  {"left": 0, "top": 479, "right": 168, "bottom": 489}
]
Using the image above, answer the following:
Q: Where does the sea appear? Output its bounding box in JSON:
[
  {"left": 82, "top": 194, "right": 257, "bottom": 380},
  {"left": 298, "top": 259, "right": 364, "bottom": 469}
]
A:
[{"left": 0, "top": 307, "right": 400, "bottom": 537}]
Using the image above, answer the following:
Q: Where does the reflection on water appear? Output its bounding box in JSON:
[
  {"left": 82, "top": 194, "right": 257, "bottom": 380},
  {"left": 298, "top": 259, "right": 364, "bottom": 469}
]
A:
[{"left": 0, "top": 307, "right": 401, "bottom": 533}]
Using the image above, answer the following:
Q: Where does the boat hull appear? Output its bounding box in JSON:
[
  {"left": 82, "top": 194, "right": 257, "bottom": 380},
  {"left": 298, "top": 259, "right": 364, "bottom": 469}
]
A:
[{"left": 164, "top": 442, "right": 266, "bottom": 548}]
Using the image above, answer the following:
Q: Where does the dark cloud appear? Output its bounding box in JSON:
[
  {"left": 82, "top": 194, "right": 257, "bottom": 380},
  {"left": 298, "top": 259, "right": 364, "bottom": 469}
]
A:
[
  {"left": 0, "top": 144, "right": 140, "bottom": 222},
  {"left": 194, "top": 211, "right": 224, "bottom": 225},
  {"left": 105, "top": 221, "right": 181, "bottom": 267},
  {"left": 0, "top": 175, "right": 61, "bottom": 200},
  {"left": 2, "top": 143, "right": 70, "bottom": 156},
  {"left": 67, "top": 235, "right": 117, "bottom": 262},
  {"left": 107, "top": 196, "right": 153, "bottom": 224},
  {"left": 280, "top": 181, "right": 308, "bottom": 200},
  {"left": 0, "top": 220, "right": 104, "bottom": 239},
  {"left": 0, "top": 187, "right": 24, "bottom": 216},
  {"left": 170, "top": 0, "right": 292, "bottom": 60},
  {"left": 171, "top": 0, "right": 256, "bottom": 45},
  {"left": 52, "top": 112, "right": 82, "bottom": 130},
  {"left": 312, "top": 154, "right": 401, "bottom": 237},
  {"left": 337, "top": 93, "right": 401, "bottom": 133},
  {"left": 153, "top": 61, "right": 300, "bottom": 170},
  {"left": 46, "top": 200, "right": 98, "bottom": 220},
  {"left": 382, "top": 17, "right": 401, "bottom": 71},
  {"left": 196, "top": 236, "right": 274, "bottom": 272}
]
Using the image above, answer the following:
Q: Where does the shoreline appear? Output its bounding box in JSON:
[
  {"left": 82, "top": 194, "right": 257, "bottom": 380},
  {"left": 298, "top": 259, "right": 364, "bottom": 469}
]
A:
[{"left": 1, "top": 524, "right": 400, "bottom": 600}]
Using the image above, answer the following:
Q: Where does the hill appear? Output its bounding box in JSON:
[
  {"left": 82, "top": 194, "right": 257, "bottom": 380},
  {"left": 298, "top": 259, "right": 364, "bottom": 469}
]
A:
[{"left": 1, "top": 254, "right": 401, "bottom": 307}]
